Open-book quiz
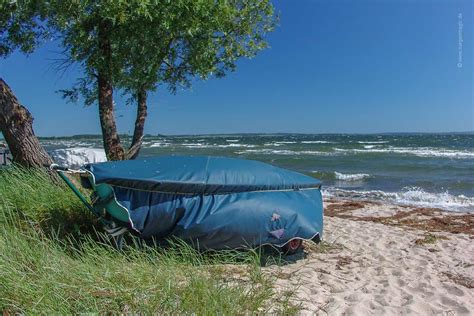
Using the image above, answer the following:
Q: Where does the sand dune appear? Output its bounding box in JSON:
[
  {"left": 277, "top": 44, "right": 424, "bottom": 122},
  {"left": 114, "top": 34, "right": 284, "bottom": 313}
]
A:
[{"left": 267, "top": 201, "right": 474, "bottom": 315}]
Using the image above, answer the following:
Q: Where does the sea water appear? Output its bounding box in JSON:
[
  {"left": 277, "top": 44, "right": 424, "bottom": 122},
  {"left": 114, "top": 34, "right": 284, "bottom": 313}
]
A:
[{"left": 40, "top": 133, "right": 474, "bottom": 212}]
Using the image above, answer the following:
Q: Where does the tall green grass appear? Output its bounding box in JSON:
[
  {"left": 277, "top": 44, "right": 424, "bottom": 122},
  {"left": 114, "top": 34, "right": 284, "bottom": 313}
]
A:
[
  {"left": 0, "top": 167, "right": 297, "bottom": 314},
  {"left": 0, "top": 166, "right": 97, "bottom": 238}
]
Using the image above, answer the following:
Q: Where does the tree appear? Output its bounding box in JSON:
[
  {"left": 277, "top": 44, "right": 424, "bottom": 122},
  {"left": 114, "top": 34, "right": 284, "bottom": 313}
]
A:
[
  {"left": 0, "top": 0, "right": 52, "bottom": 168},
  {"left": 54, "top": 0, "right": 276, "bottom": 160},
  {"left": 1, "top": 1, "right": 276, "bottom": 161},
  {"left": 0, "top": 79, "right": 53, "bottom": 167}
]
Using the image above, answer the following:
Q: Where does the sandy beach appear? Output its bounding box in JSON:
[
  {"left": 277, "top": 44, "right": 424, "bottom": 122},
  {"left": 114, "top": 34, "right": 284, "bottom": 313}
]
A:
[{"left": 267, "top": 199, "right": 474, "bottom": 315}]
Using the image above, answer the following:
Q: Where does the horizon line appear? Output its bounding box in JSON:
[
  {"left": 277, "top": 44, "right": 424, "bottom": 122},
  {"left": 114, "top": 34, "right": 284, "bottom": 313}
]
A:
[
  {"left": 28, "top": 130, "right": 474, "bottom": 139},
  {"left": 2, "top": 131, "right": 474, "bottom": 140}
]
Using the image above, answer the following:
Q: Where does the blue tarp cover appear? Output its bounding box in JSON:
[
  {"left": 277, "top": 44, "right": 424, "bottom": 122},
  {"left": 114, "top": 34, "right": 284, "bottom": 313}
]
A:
[{"left": 85, "top": 156, "right": 323, "bottom": 249}]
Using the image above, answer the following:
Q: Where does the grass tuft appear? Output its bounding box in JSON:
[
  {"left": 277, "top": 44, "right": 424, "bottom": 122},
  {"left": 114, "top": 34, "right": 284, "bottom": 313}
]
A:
[
  {"left": 0, "top": 166, "right": 98, "bottom": 238},
  {"left": 414, "top": 233, "right": 448, "bottom": 246}
]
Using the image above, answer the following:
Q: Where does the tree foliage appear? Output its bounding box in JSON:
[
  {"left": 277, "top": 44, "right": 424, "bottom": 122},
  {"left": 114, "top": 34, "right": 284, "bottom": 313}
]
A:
[
  {"left": 56, "top": 0, "right": 276, "bottom": 102},
  {"left": 0, "top": 0, "right": 49, "bottom": 57}
]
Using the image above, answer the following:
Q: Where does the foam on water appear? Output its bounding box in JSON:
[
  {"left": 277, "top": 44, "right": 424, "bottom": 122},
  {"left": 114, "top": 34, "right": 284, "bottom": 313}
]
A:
[
  {"left": 264, "top": 142, "right": 283, "bottom": 147},
  {"left": 299, "top": 150, "right": 335, "bottom": 155},
  {"left": 357, "top": 141, "right": 388, "bottom": 144},
  {"left": 236, "top": 149, "right": 335, "bottom": 156},
  {"left": 323, "top": 187, "right": 474, "bottom": 212},
  {"left": 181, "top": 143, "right": 213, "bottom": 148},
  {"left": 42, "top": 140, "right": 96, "bottom": 148},
  {"left": 334, "top": 147, "right": 474, "bottom": 159},
  {"left": 215, "top": 144, "right": 257, "bottom": 148},
  {"left": 148, "top": 142, "right": 171, "bottom": 148},
  {"left": 334, "top": 172, "right": 371, "bottom": 181},
  {"left": 178, "top": 143, "right": 257, "bottom": 149},
  {"left": 301, "top": 141, "right": 331, "bottom": 144},
  {"left": 50, "top": 147, "right": 106, "bottom": 169},
  {"left": 264, "top": 141, "right": 298, "bottom": 147},
  {"left": 235, "top": 146, "right": 474, "bottom": 159}
]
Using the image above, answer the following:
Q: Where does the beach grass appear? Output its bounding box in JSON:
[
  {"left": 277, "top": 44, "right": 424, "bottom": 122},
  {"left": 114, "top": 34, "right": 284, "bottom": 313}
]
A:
[
  {"left": 0, "top": 166, "right": 96, "bottom": 237},
  {"left": 0, "top": 167, "right": 295, "bottom": 314}
]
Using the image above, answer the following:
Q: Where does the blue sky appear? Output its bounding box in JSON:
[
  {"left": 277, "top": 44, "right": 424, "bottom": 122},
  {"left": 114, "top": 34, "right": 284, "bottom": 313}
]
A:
[{"left": 0, "top": 0, "right": 472, "bottom": 136}]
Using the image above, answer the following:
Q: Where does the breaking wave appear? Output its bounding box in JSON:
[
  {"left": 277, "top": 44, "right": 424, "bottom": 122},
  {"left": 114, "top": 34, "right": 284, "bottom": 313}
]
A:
[
  {"left": 49, "top": 147, "right": 106, "bottom": 169},
  {"left": 215, "top": 144, "right": 257, "bottom": 148},
  {"left": 357, "top": 141, "right": 388, "bottom": 144},
  {"left": 236, "top": 149, "right": 335, "bottom": 156},
  {"left": 323, "top": 187, "right": 474, "bottom": 212},
  {"left": 263, "top": 141, "right": 298, "bottom": 147},
  {"left": 181, "top": 143, "right": 213, "bottom": 148},
  {"left": 301, "top": 141, "right": 332, "bottom": 144},
  {"left": 310, "top": 171, "right": 371, "bottom": 181},
  {"left": 334, "top": 172, "right": 371, "bottom": 181},
  {"left": 148, "top": 142, "right": 172, "bottom": 148},
  {"left": 334, "top": 147, "right": 474, "bottom": 159}
]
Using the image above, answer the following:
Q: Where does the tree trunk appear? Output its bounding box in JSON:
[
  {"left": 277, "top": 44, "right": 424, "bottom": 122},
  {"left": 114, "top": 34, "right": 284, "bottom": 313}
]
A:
[
  {"left": 97, "top": 73, "right": 124, "bottom": 161},
  {"left": 127, "top": 88, "right": 147, "bottom": 160},
  {"left": 97, "top": 21, "right": 125, "bottom": 161},
  {"left": 0, "top": 78, "right": 53, "bottom": 168}
]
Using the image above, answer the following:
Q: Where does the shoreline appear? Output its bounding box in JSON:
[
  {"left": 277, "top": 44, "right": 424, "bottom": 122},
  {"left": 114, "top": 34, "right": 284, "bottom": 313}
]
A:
[
  {"left": 321, "top": 189, "right": 474, "bottom": 214},
  {"left": 266, "top": 198, "right": 473, "bottom": 314},
  {"left": 324, "top": 197, "right": 474, "bottom": 229}
]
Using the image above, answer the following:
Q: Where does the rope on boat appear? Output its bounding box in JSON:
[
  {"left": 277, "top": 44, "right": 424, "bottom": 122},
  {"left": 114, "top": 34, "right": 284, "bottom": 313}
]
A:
[{"left": 49, "top": 163, "right": 87, "bottom": 174}]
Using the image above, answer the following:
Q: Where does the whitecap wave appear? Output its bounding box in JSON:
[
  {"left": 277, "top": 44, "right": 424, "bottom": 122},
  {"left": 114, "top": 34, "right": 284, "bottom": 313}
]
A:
[
  {"left": 334, "top": 172, "right": 371, "bottom": 181},
  {"left": 263, "top": 141, "right": 298, "bottom": 147},
  {"left": 300, "top": 150, "right": 335, "bottom": 155},
  {"left": 262, "top": 149, "right": 298, "bottom": 155},
  {"left": 333, "top": 147, "right": 474, "bottom": 159},
  {"left": 357, "top": 141, "right": 388, "bottom": 144},
  {"left": 215, "top": 144, "right": 257, "bottom": 148},
  {"left": 42, "top": 140, "right": 97, "bottom": 148},
  {"left": 264, "top": 142, "right": 283, "bottom": 147},
  {"left": 236, "top": 149, "right": 334, "bottom": 156},
  {"left": 149, "top": 142, "right": 171, "bottom": 148},
  {"left": 179, "top": 142, "right": 257, "bottom": 149},
  {"left": 323, "top": 187, "right": 474, "bottom": 212},
  {"left": 50, "top": 147, "right": 106, "bottom": 169},
  {"left": 181, "top": 143, "right": 212, "bottom": 148},
  {"left": 236, "top": 149, "right": 298, "bottom": 155},
  {"left": 301, "top": 141, "right": 331, "bottom": 144}
]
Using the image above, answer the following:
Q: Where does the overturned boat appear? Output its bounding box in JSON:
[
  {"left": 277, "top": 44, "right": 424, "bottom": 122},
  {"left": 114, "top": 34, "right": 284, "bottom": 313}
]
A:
[{"left": 56, "top": 156, "right": 324, "bottom": 252}]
